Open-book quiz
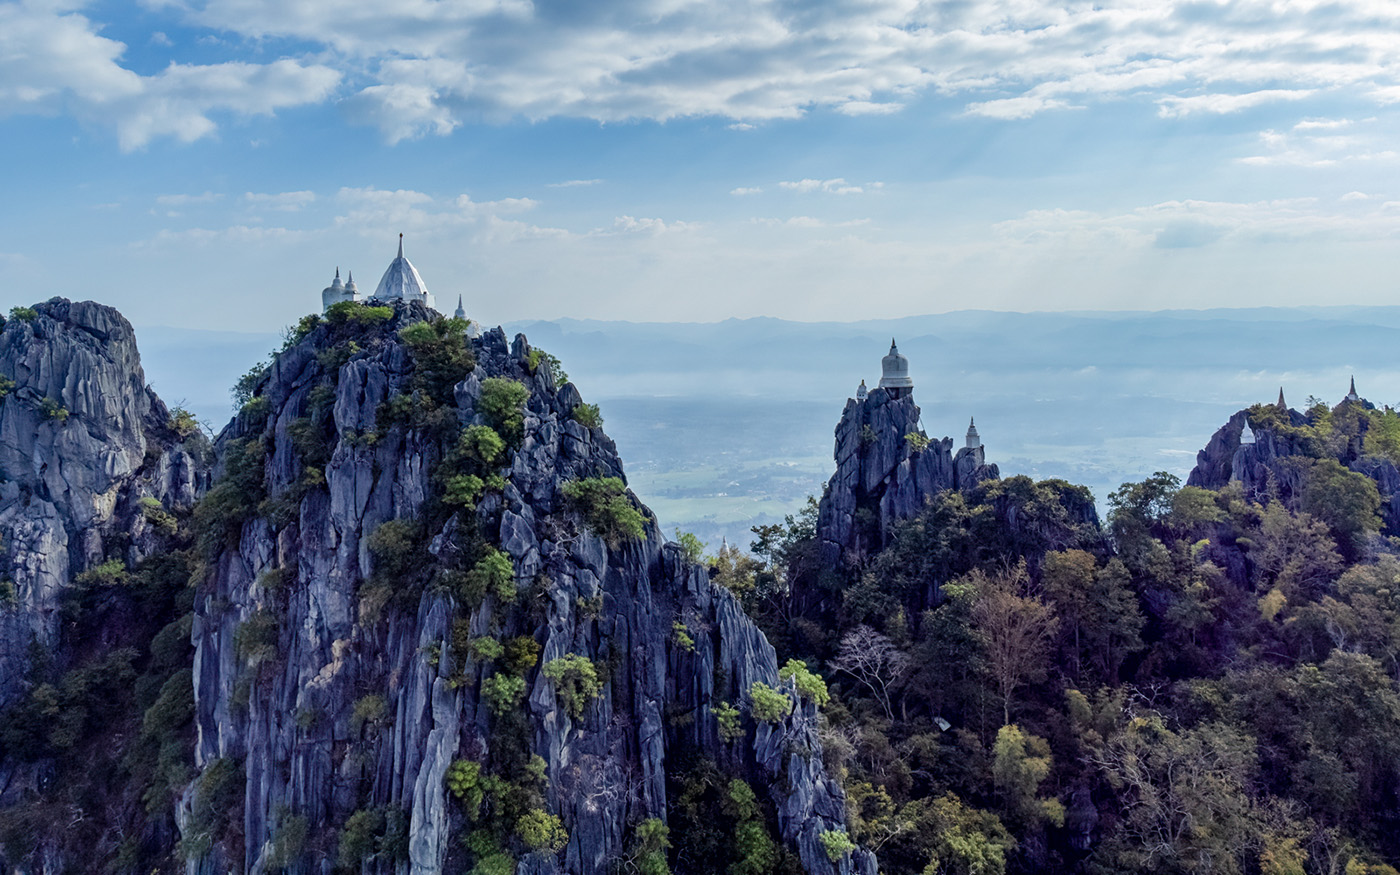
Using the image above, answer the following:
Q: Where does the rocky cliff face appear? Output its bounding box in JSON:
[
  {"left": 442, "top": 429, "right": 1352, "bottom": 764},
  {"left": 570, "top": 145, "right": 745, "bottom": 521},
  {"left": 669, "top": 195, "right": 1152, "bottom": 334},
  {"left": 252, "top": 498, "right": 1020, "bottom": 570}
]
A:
[
  {"left": 1188, "top": 401, "right": 1400, "bottom": 536},
  {"left": 0, "top": 299, "right": 208, "bottom": 705},
  {"left": 817, "top": 387, "right": 997, "bottom": 573},
  {"left": 184, "top": 302, "right": 875, "bottom": 875}
]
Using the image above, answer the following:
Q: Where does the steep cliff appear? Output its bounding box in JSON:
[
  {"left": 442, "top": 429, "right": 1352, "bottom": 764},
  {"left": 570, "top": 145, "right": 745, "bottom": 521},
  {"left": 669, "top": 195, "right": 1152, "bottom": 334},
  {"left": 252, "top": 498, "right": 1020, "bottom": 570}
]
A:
[
  {"left": 0, "top": 299, "right": 207, "bottom": 703},
  {"left": 0, "top": 298, "right": 211, "bottom": 868},
  {"left": 1188, "top": 397, "right": 1400, "bottom": 538},
  {"left": 183, "top": 302, "right": 875, "bottom": 875},
  {"left": 817, "top": 387, "right": 998, "bottom": 573}
]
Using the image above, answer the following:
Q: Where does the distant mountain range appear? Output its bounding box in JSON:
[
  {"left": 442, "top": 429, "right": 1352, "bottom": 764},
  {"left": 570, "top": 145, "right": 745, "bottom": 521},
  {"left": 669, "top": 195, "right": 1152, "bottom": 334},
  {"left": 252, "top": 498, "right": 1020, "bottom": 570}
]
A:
[{"left": 135, "top": 306, "right": 1400, "bottom": 551}]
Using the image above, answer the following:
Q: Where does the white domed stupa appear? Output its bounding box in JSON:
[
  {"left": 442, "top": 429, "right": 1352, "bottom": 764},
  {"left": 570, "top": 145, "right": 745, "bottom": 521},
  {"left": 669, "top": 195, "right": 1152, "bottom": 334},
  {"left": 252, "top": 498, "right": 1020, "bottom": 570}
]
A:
[
  {"left": 372, "top": 234, "right": 436, "bottom": 310},
  {"left": 856, "top": 379, "right": 868, "bottom": 401},
  {"left": 878, "top": 338, "right": 913, "bottom": 398},
  {"left": 966, "top": 417, "right": 981, "bottom": 450},
  {"left": 321, "top": 268, "right": 354, "bottom": 311}
]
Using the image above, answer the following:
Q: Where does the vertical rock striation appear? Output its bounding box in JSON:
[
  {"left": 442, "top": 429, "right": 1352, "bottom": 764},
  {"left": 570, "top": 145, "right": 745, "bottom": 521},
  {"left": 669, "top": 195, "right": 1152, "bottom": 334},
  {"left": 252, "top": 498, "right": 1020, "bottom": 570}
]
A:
[
  {"left": 187, "top": 303, "right": 875, "bottom": 875},
  {"left": 816, "top": 386, "right": 998, "bottom": 574},
  {"left": 0, "top": 298, "right": 208, "bottom": 705}
]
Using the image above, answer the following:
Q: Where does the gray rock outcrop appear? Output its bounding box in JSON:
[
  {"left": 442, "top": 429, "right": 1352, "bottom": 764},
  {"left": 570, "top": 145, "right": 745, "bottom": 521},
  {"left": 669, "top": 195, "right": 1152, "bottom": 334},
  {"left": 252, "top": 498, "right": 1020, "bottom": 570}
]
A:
[
  {"left": 0, "top": 298, "right": 208, "bottom": 705},
  {"left": 816, "top": 387, "right": 998, "bottom": 572},
  {"left": 186, "top": 303, "right": 875, "bottom": 875}
]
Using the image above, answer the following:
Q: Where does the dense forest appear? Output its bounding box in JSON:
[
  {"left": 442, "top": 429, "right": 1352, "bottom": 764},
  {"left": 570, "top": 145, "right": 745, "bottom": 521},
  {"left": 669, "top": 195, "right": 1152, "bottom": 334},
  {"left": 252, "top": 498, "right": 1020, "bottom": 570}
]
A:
[{"left": 700, "top": 396, "right": 1400, "bottom": 875}]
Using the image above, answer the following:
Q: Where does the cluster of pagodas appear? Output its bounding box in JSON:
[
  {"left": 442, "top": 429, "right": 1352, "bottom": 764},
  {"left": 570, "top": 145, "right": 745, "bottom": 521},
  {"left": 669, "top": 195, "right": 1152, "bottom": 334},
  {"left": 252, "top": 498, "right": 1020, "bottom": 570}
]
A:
[
  {"left": 853, "top": 338, "right": 982, "bottom": 452},
  {"left": 320, "top": 234, "right": 477, "bottom": 337},
  {"left": 1240, "top": 377, "right": 1365, "bottom": 444}
]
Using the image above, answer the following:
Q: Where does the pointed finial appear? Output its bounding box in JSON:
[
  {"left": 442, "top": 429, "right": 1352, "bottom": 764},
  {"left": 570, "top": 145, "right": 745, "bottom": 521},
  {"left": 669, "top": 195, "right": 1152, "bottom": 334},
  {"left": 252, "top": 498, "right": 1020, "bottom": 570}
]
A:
[
  {"left": 335, "top": 266, "right": 340, "bottom": 279},
  {"left": 398, "top": 233, "right": 404, "bottom": 257},
  {"left": 1278, "top": 387, "right": 1287, "bottom": 410},
  {"left": 347, "top": 270, "right": 353, "bottom": 282},
  {"left": 1351, "top": 375, "right": 1357, "bottom": 394},
  {"left": 969, "top": 416, "right": 975, "bottom": 427},
  {"left": 458, "top": 294, "right": 464, "bottom": 306}
]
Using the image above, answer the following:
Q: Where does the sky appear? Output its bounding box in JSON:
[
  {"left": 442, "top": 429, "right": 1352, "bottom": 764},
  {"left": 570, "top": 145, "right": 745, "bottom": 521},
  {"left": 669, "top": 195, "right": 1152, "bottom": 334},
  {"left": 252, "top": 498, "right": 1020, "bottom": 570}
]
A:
[{"left": 2, "top": 0, "right": 1400, "bottom": 333}]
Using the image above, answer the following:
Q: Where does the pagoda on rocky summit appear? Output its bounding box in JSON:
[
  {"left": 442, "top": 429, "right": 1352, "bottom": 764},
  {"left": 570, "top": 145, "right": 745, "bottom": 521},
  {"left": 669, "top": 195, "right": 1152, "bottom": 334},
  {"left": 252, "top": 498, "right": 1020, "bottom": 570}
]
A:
[{"left": 878, "top": 338, "right": 914, "bottom": 398}]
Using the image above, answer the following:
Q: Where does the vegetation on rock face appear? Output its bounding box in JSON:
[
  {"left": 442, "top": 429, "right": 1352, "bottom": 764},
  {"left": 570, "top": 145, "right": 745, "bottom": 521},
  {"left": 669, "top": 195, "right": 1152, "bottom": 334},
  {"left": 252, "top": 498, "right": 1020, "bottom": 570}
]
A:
[
  {"left": 562, "top": 476, "right": 646, "bottom": 546},
  {"left": 747, "top": 681, "right": 792, "bottom": 723},
  {"left": 542, "top": 653, "right": 604, "bottom": 718}
]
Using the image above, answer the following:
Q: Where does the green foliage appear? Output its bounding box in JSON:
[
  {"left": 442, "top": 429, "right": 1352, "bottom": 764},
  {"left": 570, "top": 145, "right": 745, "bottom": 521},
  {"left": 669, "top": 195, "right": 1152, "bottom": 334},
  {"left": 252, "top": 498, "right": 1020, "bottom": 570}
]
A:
[
  {"left": 672, "top": 620, "right": 696, "bottom": 652},
  {"left": 904, "top": 432, "right": 931, "bottom": 451},
  {"left": 444, "top": 473, "right": 486, "bottom": 509},
  {"left": 325, "top": 301, "right": 392, "bottom": 326},
  {"left": 231, "top": 362, "right": 269, "bottom": 408},
  {"left": 561, "top": 477, "right": 647, "bottom": 546},
  {"left": 168, "top": 406, "right": 200, "bottom": 438},
  {"left": 481, "top": 674, "right": 527, "bottom": 715},
  {"left": 0, "top": 578, "right": 15, "bottom": 606},
  {"left": 747, "top": 681, "right": 792, "bottom": 723},
  {"left": 466, "top": 831, "right": 516, "bottom": 875},
  {"left": 8, "top": 306, "right": 36, "bottom": 322},
  {"left": 778, "top": 658, "right": 829, "bottom": 707},
  {"left": 140, "top": 496, "right": 179, "bottom": 535},
  {"left": 283, "top": 313, "right": 322, "bottom": 347},
  {"left": 351, "top": 694, "right": 388, "bottom": 733},
  {"left": 470, "top": 636, "right": 504, "bottom": 663},
  {"left": 446, "top": 759, "right": 497, "bottom": 818},
  {"left": 503, "top": 636, "right": 541, "bottom": 675},
  {"left": 267, "top": 814, "right": 309, "bottom": 868},
  {"left": 40, "top": 397, "right": 68, "bottom": 422},
  {"left": 338, "top": 807, "right": 383, "bottom": 866},
  {"left": 234, "top": 610, "right": 279, "bottom": 668},
  {"left": 193, "top": 437, "right": 266, "bottom": 554},
  {"left": 714, "top": 700, "right": 744, "bottom": 742},
  {"left": 526, "top": 348, "right": 568, "bottom": 384},
  {"left": 818, "top": 829, "right": 856, "bottom": 862},
  {"left": 572, "top": 402, "right": 603, "bottom": 429},
  {"left": 367, "top": 518, "right": 425, "bottom": 583},
  {"left": 542, "top": 654, "right": 603, "bottom": 718},
  {"left": 180, "top": 758, "right": 244, "bottom": 861},
  {"left": 991, "top": 725, "right": 1063, "bottom": 829},
  {"left": 76, "top": 558, "right": 128, "bottom": 587},
  {"left": 0, "top": 373, "right": 14, "bottom": 399},
  {"left": 461, "top": 548, "right": 516, "bottom": 606},
  {"left": 674, "top": 529, "right": 705, "bottom": 563},
  {"left": 629, "top": 818, "right": 672, "bottom": 875},
  {"left": 517, "top": 809, "right": 568, "bottom": 853},
  {"left": 479, "top": 377, "right": 530, "bottom": 443},
  {"left": 399, "top": 317, "right": 476, "bottom": 403}
]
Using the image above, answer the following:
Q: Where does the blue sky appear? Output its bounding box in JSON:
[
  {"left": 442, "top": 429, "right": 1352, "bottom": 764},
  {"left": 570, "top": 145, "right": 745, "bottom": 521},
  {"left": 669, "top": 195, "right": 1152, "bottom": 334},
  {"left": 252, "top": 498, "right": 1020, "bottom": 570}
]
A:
[{"left": 2, "top": 0, "right": 1399, "bottom": 332}]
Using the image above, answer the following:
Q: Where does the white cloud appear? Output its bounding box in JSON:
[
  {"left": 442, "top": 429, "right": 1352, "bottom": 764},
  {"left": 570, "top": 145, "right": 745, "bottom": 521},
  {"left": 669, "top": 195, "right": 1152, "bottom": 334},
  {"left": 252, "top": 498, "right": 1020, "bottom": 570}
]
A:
[
  {"left": 778, "top": 178, "right": 864, "bottom": 195},
  {"left": 730, "top": 187, "right": 763, "bottom": 196},
  {"left": 151, "top": 0, "right": 1400, "bottom": 138},
  {"left": 607, "top": 216, "right": 697, "bottom": 236},
  {"left": 964, "top": 96, "right": 1073, "bottom": 120},
  {"left": 0, "top": 1, "right": 339, "bottom": 149},
  {"left": 150, "top": 31, "right": 173, "bottom": 46},
  {"left": 547, "top": 179, "right": 602, "bottom": 188},
  {"left": 1240, "top": 122, "right": 1399, "bottom": 168},
  {"left": 244, "top": 190, "right": 316, "bottom": 211},
  {"left": 1157, "top": 90, "right": 1316, "bottom": 119},
  {"left": 837, "top": 101, "right": 903, "bottom": 116},
  {"left": 1341, "top": 191, "right": 1371, "bottom": 201}
]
